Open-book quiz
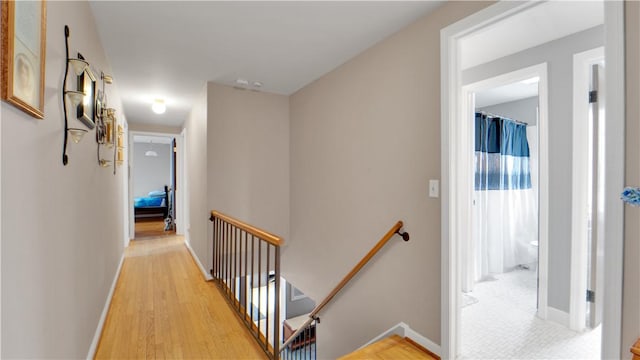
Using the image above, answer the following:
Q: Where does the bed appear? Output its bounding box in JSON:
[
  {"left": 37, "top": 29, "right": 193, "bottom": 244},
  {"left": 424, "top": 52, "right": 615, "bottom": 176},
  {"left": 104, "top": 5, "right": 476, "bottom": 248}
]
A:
[{"left": 134, "top": 186, "right": 169, "bottom": 220}]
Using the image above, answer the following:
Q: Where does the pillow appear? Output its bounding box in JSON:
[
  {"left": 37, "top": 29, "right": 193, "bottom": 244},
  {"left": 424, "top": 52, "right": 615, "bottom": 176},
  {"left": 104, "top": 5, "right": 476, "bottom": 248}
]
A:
[
  {"left": 134, "top": 197, "right": 148, "bottom": 207},
  {"left": 147, "top": 197, "right": 164, "bottom": 206},
  {"left": 148, "top": 190, "right": 166, "bottom": 198}
]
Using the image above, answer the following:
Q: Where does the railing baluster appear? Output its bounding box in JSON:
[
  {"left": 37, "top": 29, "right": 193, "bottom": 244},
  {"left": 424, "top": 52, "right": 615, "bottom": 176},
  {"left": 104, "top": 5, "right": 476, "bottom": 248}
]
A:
[
  {"left": 266, "top": 244, "right": 270, "bottom": 352},
  {"left": 274, "top": 245, "right": 280, "bottom": 356},
  {"left": 211, "top": 217, "right": 218, "bottom": 279},
  {"left": 238, "top": 230, "right": 247, "bottom": 319},
  {"left": 306, "top": 324, "right": 309, "bottom": 359},
  {"left": 227, "top": 222, "right": 231, "bottom": 295},
  {"left": 217, "top": 218, "right": 221, "bottom": 280},
  {"left": 222, "top": 221, "right": 226, "bottom": 283},
  {"left": 215, "top": 218, "right": 219, "bottom": 279},
  {"left": 223, "top": 222, "right": 227, "bottom": 288},
  {"left": 258, "top": 240, "right": 262, "bottom": 341},
  {"left": 233, "top": 226, "right": 237, "bottom": 301},
  {"left": 210, "top": 211, "right": 284, "bottom": 360},
  {"left": 251, "top": 234, "right": 255, "bottom": 325},
  {"left": 244, "top": 231, "right": 248, "bottom": 321},
  {"left": 219, "top": 218, "right": 222, "bottom": 280},
  {"left": 237, "top": 228, "right": 241, "bottom": 307}
]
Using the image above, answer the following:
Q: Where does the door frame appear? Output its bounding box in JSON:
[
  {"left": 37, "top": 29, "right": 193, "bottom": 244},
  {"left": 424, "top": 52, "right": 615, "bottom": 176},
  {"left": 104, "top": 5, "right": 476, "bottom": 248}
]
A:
[
  {"left": 128, "top": 130, "right": 185, "bottom": 242},
  {"left": 462, "top": 62, "right": 549, "bottom": 320},
  {"left": 440, "top": 2, "right": 625, "bottom": 359},
  {"left": 570, "top": 46, "right": 605, "bottom": 332}
]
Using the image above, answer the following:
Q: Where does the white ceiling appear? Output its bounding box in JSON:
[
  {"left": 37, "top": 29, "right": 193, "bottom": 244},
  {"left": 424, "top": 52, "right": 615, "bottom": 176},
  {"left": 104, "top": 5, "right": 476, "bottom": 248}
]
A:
[
  {"left": 460, "top": 1, "right": 603, "bottom": 70},
  {"left": 89, "top": 1, "right": 444, "bottom": 127},
  {"left": 475, "top": 80, "right": 538, "bottom": 108}
]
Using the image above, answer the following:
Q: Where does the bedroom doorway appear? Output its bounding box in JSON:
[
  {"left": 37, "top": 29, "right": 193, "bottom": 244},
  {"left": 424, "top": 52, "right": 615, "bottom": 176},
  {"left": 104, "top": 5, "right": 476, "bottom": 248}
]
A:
[{"left": 130, "top": 133, "right": 179, "bottom": 240}]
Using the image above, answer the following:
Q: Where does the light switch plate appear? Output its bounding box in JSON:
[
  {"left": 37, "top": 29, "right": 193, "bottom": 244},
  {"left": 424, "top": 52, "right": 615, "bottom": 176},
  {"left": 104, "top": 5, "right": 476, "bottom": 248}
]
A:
[{"left": 429, "top": 179, "right": 439, "bottom": 198}]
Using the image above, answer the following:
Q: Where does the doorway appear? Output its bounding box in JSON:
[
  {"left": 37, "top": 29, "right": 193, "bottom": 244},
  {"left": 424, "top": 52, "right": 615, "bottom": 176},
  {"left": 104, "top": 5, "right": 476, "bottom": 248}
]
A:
[
  {"left": 129, "top": 132, "right": 182, "bottom": 240},
  {"left": 570, "top": 47, "right": 605, "bottom": 332},
  {"left": 441, "top": 1, "right": 624, "bottom": 359},
  {"left": 460, "top": 64, "right": 559, "bottom": 359},
  {"left": 461, "top": 64, "right": 546, "bottom": 316}
]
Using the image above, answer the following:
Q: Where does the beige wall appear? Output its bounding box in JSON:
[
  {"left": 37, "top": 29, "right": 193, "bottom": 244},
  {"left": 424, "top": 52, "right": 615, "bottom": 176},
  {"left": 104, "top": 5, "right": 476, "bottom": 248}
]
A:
[
  {"left": 1, "top": 1, "right": 126, "bottom": 357},
  {"left": 207, "top": 83, "right": 290, "bottom": 243},
  {"left": 287, "top": 2, "right": 490, "bottom": 358},
  {"left": 623, "top": 1, "right": 640, "bottom": 357},
  {"left": 183, "top": 82, "right": 290, "bottom": 274},
  {"left": 183, "top": 84, "right": 209, "bottom": 271}
]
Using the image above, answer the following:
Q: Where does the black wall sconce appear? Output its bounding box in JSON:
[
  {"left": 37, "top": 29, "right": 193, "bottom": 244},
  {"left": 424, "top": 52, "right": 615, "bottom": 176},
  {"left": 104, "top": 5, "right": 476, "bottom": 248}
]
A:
[
  {"left": 61, "top": 24, "right": 102, "bottom": 166},
  {"left": 61, "top": 25, "right": 122, "bottom": 173},
  {"left": 62, "top": 25, "right": 91, "bottom": 165}
]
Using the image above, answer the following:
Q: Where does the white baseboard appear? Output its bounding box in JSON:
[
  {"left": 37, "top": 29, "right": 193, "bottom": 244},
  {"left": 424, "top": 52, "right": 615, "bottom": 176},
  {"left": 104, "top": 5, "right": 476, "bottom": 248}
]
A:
[
  {"left": 404, "top": 323, "right": 441, "bottom": 356},
  {"left": 86, "top": 254, "right": 125, "bottom": 360},
  {"left": 359, "top": 323, "right": 406, "bottom": 349},
  {"left": 185, "top": 239, "right": 213, "bottom": 281},
  {"left": 546, "top": 306, "right": 570, "bottom": 327},
  {"left": 359, "top": 322, "right": 441, "bottom": 356}
]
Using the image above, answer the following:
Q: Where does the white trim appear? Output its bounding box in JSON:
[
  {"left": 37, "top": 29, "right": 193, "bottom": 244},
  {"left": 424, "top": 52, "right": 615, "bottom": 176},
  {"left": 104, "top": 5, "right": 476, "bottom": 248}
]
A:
[
  {"left": 601, "top": 2, "right": 625, "bottom": 359},
  {"left": 86, "top": 254, "right": 125, "bottom": 360},
  {"left": 440, "top": 3, "right": 541, "bottom": 357},
  {"left": 128, "top": 130, "right": 185, "bottom": 241},
  {"left": 127, "top": 131, "right": 135, "bottom": 243},
  {"left": 176, "top": 129, "right": 186, "bottom": 235},
  {"left": 122, "top": 120, "right": 131, "bottom": 248},
  {"left": 441, "top": 2, "right": 624, "bottom": 359},
  {"left": 359, "top": 323, "right": 406, "bottom": 349},
  {"left": 547, "top": 306, "right": 570, "bottom": 328},
  {"left": 570, "top": 46, "right": 604, "bottom": 332},
  {"left": 462, "top": 63, "right": 549, "bottom": 321},
  {"left": 538, "top": 64, "right": 550, "bottom": 321},
  {"left": 359, "top": 322, "right": 441, "bottom": 356},
  {"left": 185, "top": 239, "right": 214, "bottom": 281},
  {"left": 404, "top": 323, "right": 441, "bottom": 356}
]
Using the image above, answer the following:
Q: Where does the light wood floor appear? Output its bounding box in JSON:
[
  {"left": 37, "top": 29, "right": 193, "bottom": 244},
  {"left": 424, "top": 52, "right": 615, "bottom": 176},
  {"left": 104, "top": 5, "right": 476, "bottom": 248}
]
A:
[
  {"left": 338, "top": 334, "right": 438, "bottom": 360},
  {"left": 134, "top": 219, "right": 176, "bottom": 239},
  {"left": 94, "top": 236, "right": 268, "bottom": 359}
]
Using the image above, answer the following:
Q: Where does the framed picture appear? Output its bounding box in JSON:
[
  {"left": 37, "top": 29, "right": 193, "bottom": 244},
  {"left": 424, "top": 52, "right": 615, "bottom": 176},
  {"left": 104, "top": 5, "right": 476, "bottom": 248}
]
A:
[
  {"left": 1, "top": 0, "right": 47, "bottom": 118},
  {"left": 76, "top": 66, "right": 96, "bottom": 129}
]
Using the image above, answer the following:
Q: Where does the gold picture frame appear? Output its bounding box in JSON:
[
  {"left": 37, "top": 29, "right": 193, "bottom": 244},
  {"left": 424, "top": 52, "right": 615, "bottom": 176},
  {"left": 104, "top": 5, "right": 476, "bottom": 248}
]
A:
[{"left": 1, "top": 0, "right": 47, "bottom": 119}]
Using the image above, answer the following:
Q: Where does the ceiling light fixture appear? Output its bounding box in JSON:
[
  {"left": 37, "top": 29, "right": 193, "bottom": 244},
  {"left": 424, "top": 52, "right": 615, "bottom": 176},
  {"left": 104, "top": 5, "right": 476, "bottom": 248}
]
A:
[
  {"left": 152, "top": 99, "right": 166, "bottom": 114},
  {"left": 145, "top": 141, "right": 158, "bottom": 157}
]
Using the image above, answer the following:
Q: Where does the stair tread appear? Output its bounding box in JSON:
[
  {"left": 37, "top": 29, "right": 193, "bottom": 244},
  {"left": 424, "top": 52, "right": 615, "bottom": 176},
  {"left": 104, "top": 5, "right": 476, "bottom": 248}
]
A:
[{"left": 338, "top": 334, "right": 438, "bottom": 360}]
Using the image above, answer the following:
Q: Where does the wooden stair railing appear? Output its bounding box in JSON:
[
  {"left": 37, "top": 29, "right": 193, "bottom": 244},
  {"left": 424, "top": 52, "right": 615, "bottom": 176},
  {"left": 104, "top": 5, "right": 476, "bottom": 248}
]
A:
[
  {"left": 280, "top": 221, "right": 410, "bottom": 357},
  {"left": 210, "top": 210, "right": 283, "bottom": 360}
]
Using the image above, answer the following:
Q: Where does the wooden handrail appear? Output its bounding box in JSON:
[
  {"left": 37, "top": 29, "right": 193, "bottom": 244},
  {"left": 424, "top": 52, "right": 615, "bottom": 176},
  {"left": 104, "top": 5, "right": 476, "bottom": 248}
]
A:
[
  {"left": 280, "top": 220, "right": 409, "bottom": 352},
  {"left": 210, "top": 210, "right": 283, "bottom": 247}
]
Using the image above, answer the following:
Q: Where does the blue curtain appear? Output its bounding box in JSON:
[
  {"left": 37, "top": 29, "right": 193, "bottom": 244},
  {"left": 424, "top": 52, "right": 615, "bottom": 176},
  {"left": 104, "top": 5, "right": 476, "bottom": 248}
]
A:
[{"left": 474, "top": 112, "right": 531, "bottom": 190}]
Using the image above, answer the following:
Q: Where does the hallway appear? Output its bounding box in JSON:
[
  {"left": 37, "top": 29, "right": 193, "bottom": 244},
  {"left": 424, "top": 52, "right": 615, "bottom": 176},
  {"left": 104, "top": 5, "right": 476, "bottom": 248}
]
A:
[{"left": 95, "top": 236, "right": 267, "bottom": 359}]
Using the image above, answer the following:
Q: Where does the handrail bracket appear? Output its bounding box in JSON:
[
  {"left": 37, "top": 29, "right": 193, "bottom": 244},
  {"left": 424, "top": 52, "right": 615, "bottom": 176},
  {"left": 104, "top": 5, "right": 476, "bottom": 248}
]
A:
[{"left": 395, "top": 228, "right": 410, "bottom": 241}]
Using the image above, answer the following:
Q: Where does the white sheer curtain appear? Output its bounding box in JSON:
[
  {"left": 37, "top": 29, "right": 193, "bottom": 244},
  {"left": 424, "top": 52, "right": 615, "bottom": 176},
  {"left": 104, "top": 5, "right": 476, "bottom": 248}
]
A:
[
  {"left": 472, "top": 182, "right": 537, "bottom": 282},
  {"left": 463, "top": 113, "right": 537, "bottom": 292}
]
